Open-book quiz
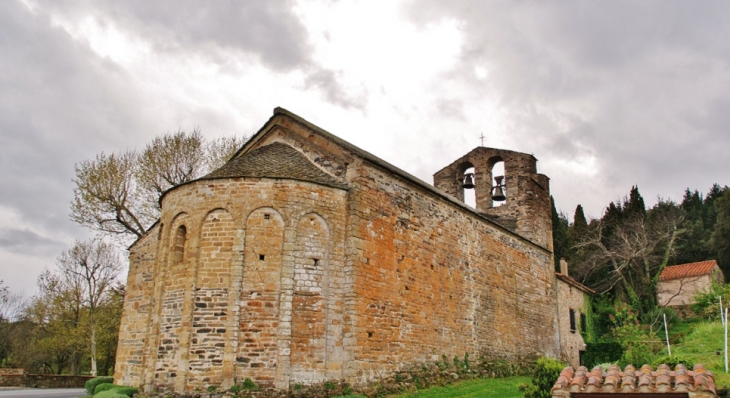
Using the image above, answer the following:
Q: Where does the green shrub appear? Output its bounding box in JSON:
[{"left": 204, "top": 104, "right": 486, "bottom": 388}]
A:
[
  {"left": 651, "top": 355, "right": 694, "bottom": 370},
  {"left": 518, "top": 357, "right": 566, "bottom": 398},
  {"left": 608, "top": 302, "right": 662, "bottom": 366},
  {"left": 85, "top": 376, "right": 114, "bottom": 396},
  {"left": 582, "top": 343, "right": 623, "bottom": 368},
  {"left": 640, "top": 306, "right": 679, "bottom": 329},
  {"left": 242, "top": 378, "right": 256, "bottom": 389},
  {"left": 230, "top": 384, "right": 242, "bottom": 393},
  {"left": 92, "top": 383, "right": 138, "bottom": 397},
  {"left": 112, "top": 387, "right": 139, "bottom": 397},
  {"left": 94, "top": 383, "right": 117, "bottom": 395},
  {"left": 693, "top": 282, "right": 730, "bottom": 319},
  {"left": 93, "top": 391, "right": 128, "bottom": 398}
]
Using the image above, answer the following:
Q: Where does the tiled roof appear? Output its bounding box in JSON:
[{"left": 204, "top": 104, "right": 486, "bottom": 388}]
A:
[
  {"left": 659, "top": 260, "right": 719, "bottom": 282},
  {"left": 555, "top": 273, "right": 596, "bottom": 295},
  {"left": 551, "top": 364, "right": 716, "bottom": 397},
  {"left": 200, "top": 142, "right": 347, "bottom": 190}
]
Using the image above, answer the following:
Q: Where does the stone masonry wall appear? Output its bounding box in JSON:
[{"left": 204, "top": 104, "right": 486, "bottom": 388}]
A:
[
  {"left": 115, "top": 177, "right": 348, "bottom": 393},
  {"left": 555, "top": 279, "right": 588, "bottom": 367},
  {"left": 115, "top": 223, "right": 159, "bottom": 387},
  {"left": 345, "top": 158, "right": 559, "bottom": 384}
]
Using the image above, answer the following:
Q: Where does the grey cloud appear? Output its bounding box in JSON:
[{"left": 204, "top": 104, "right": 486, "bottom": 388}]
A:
[
  {"left": 37, "top": 0, "right": 311, "bottom": 70},
  {"left": 303, "top": 68, "right": 368, "bottom": 110},
  {"left": 0, "top": 229, "right": 65, "bottom": 256},
  {"left": 0, "top": 1, "right": 145, "bottom": 242},
  {"left": 405, "top": 1, "right": 730, "bottom": 215}
]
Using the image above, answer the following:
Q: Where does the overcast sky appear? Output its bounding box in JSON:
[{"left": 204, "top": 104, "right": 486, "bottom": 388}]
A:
[{"left": 2, "top": 0, "right": 729, "bottom": 294}]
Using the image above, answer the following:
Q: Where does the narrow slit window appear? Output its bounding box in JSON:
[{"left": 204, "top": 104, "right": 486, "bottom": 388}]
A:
[
  {"left": 259, "top": 254, "right": 265, "bottom": 261},
  {"left": 312, "top": 258, "right": 319, "bottom": 266},
  {"left": 569, "top": 309, "right": 576, "bottom": 333},
  {"left": 264, "top": 214, "right": 270, "bottom": 219}
]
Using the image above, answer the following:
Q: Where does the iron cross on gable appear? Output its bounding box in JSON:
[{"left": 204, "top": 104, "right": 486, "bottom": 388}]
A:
[{"left": 479, "top": 132, "right": 485, "bottom": 146}]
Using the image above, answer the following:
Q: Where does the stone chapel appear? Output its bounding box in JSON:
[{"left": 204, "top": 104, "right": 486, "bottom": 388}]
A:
[{"left": 114, "top": 108, "right": 561, "bottom": 392}]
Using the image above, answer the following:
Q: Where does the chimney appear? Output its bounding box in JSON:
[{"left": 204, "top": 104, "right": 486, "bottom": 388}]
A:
[{"left": 560, "top": 258, "right": 568, "bottom": 276}]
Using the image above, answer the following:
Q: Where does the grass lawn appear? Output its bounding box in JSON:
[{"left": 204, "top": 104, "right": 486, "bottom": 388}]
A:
[
  {"left": 385, "top": 376, "right": 529, "bottom": 398},
  {"left": 671, "top": 320, "right": 730, "bottom": 389}
]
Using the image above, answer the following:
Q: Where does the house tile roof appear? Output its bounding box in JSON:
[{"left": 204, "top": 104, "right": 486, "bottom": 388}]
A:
[
  {"left": 551, "top": 364, "right": 716, "bottom": 397},
  {"left": 659, "top": 260, "right": 719, "bottom": 282},
  {"left": 555, "top": 273, "right": 596, "bottom": 295},
  {"left": 201, "top": 142, "right": 348, "bottom": 190}
]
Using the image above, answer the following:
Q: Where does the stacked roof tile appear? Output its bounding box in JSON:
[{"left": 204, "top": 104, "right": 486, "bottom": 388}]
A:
[
  {"left": 551, "top": 364, "right": 716, "bottom": 397},
  {"left": 659, "top": 260, "right": 719, "bottom": 282}
]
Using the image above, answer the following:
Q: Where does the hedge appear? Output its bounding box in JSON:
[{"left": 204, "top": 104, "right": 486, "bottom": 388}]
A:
[{"left": 85, "top": 376, "right": 114, "bottom": 396}]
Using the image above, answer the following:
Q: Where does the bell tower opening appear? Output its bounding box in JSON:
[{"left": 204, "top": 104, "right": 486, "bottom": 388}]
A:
[
  {"left": 491, "top": 160, "right": 505, "bottom": 207},
  {"left": 463, "top": 166, "right": 476, "bottom": 208}
]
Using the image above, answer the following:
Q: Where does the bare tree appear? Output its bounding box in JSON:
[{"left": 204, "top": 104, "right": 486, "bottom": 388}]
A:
[
  {"left": 205, "top": 135, "right": 246, "bottom": 172},
  {"left": 71, "top": 131, "right": 247, "bottom": 241},
  {"left": 56, "top": 239, "right": 122, "bottom": 376},
  {"left": 0, "top": 281, "right": 27, "bottom": 365},
  {"left": 573, "top": 200, "right": 684, "bottom": 313},
  {"left": 71, "top": 151, "right": 149, "bottom": 239},
  {"left": 137, "top": 129, "right": 206, "bottom": 200}
]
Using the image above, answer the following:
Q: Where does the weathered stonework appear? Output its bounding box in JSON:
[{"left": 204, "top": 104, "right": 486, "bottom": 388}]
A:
[
  {"left": 555, "top": 260, "right": 594, "bottom": 367},
  {"left": 115, "top": 108, "right": 561, "bottom": 392}
]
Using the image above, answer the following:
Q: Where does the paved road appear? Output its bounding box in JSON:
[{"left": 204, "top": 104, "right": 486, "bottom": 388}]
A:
[{"left": 0, "top": 389, "right": 85, "bottom": 398}]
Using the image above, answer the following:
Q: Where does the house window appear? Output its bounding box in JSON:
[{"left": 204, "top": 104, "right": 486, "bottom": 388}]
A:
[
  {"left": 569, "top": 309, "right": 576, "bottom": 333},
  {"left": 580, "top": 313, "right": 587, "bottom": 333}
]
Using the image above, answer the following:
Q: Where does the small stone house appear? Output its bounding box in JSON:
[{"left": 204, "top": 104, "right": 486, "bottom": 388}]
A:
[
  {"left": 555, "top": 259, "right": 594, "bottom": 367},
  {"left": 657, "top": 260, "right": 724, "bottom": 307}
]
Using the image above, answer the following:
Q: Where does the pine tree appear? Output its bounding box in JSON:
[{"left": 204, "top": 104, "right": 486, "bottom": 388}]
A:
[
  {"left": 625, "top": 185, "right": 647, "bottom": 218},
  {"left": 573, "top": 205, "right": 588, "bottom": 237},
  {"left": 551, "top": 196, "right": 570, "bottom": 272},
  {"left": 712, "top": 189, "right": 730, "bottom": 281}
]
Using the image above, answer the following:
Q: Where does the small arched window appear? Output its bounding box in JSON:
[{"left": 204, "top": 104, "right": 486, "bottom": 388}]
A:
[{"left": 172, "top": 225, "right": 187, "bottom": 264}]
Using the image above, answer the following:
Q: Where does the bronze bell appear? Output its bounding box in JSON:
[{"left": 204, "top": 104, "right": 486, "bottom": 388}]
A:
[
  {"left": 462, "top": 173, "right": 475, "bottom": 189},
  {"left": 492, "top": 175, "right": 506, "bottom": 201}
]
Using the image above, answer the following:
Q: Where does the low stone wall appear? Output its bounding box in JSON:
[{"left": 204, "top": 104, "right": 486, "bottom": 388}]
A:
[
  {"left": 0, "top": 368, "right": 26, "bottom": 387},
  {"left": 0, "top": 368, "right": 94, "bottom": 388}
]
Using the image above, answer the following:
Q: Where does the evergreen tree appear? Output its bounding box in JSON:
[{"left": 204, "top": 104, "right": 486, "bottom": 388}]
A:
[
  {"left": 551, "top": 196, "right": 570, "bottom": 272},
  {"left": 712, "top": 189, "right": 730, "bottom": 281},
  {"left": 625, "top": 185, "right": 647, "bottom": 217},
  {"left": 672, "top": 185, "right": 728, "bottom": 266},
  {"left": 573, "top": 205, "right": 588, "bottom": 235}
]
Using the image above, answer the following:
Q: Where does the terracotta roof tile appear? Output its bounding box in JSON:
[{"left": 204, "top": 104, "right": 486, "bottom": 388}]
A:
[
  {"left": 551, "top": 364, "right": 716, "bottom": 397},
  {"left": 659, "top": 260, "right": 719, "bottom": 281},
  {"left": 201, "top": 142, "right": 347, "bottom": 189}
]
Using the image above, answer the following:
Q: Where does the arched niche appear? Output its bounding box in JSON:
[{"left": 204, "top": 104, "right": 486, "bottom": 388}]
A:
[
  {"left": 155, "top": 213, "right": 189, "bottom": 380},
  {"left": 188, "top": 208, "right": 235, "bottom": 387},
  {"left": 290, "top": 213, "right": 330, "bottom": 382},
  {"left": 237, "top": 207, "right": 285, "bottom": 382}
]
